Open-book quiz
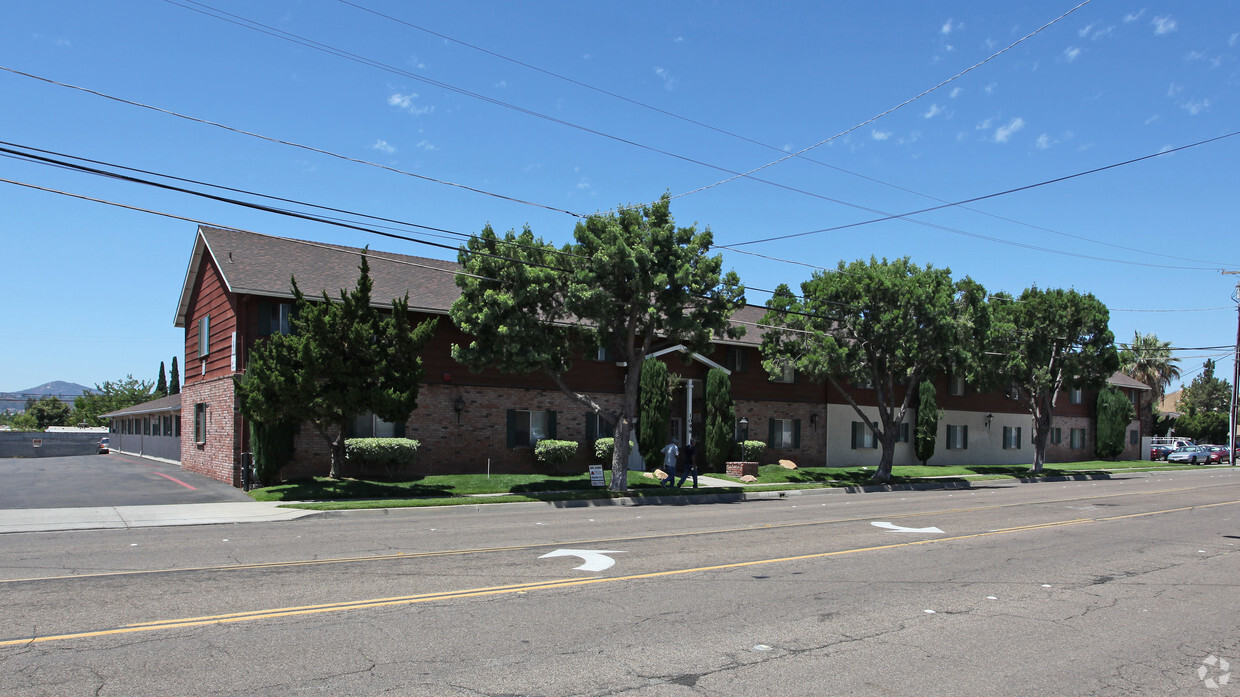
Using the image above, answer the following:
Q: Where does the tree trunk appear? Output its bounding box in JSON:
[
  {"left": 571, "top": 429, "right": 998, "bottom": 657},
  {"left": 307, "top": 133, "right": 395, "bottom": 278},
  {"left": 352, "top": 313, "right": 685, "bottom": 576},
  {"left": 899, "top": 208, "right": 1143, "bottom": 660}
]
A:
[
  {"left": 1030, "top": 407, "right": 1052, "bottom": 474},
  {"left": 329, "top": 432, "right": 347, "bottom": 479},
  {"left": 609, "top": 360, "right": 644, "bottom": 492},
  {"left": 874, "top": 431, "right": 898, "bottom": 483}
]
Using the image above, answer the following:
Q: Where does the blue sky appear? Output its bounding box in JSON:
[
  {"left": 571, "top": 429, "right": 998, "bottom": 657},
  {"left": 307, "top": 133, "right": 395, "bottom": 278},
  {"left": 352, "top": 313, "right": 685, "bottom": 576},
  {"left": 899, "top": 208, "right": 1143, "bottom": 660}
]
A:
[{"left": 2, "top": 1, "right": 1237, "bottom": 396}]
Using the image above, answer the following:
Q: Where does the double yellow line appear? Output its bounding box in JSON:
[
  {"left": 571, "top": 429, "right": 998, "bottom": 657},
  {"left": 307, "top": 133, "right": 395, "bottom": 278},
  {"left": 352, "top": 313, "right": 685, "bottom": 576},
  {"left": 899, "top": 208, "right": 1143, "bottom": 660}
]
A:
[{"left": 4, "top": 496, "right": 1237, "bottom": 648}]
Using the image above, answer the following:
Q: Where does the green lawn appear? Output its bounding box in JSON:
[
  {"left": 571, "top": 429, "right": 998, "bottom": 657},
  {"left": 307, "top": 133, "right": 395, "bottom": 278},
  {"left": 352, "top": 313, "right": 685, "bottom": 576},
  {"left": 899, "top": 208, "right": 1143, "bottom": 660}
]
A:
[{"left": 252, "top": 459, "right": 1220, "bottom": 510}]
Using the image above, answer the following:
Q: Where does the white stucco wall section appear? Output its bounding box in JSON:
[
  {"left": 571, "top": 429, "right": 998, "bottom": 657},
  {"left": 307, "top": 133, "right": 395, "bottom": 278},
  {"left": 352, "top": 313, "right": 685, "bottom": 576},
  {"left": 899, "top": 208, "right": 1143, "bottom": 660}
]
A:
[{"left": 826, "top": 404, "right": 1054, "bottom": 467}]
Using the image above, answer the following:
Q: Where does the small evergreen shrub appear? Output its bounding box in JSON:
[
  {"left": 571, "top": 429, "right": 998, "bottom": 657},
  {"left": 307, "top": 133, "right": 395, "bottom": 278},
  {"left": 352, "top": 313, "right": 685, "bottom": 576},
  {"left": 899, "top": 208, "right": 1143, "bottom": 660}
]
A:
[
  {"left": 594, "top": 437, "right": 615, "bottom": 462},
  {"left": 739, "top": 440, "right": 766, "bottom": 462},
  {"left": 345, "top": 437, "right": 420, "bottom": 479},
  {"left": 535, "top": 439, "right": 578, "bottom": 466}
]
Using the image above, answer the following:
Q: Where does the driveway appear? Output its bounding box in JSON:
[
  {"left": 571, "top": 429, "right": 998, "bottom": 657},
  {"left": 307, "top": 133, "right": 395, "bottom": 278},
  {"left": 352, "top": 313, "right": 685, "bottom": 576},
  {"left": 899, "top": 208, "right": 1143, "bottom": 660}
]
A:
[{"left": 0, "top": 453, "right": 253, "bottom": 509}]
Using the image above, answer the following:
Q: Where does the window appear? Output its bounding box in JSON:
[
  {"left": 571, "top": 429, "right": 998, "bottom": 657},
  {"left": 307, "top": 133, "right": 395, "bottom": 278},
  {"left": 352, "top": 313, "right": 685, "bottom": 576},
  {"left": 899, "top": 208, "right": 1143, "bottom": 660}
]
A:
[
  {"left": 351, "top": 412, "right": 401, "bottom": 438},
  {"left": 1051, "top": 427, "right": 1062, "bottom": 445},
  {"left": 770, "top": 364, "right": 795, "bottom": 384},
  {"left": 769, "top": 418, "right": 801, "bottom": 449},
  {"left": 897, "top": 422, "right": 910, "bottom": 443},
  {"left": 1069, "top": 428, "right": 1086, "bottom": 449},
  {"left": 197, "top": 315, "right": 210, "bottom": 358},
  {"left": 948, "top": 375, "right": 967, "bottom": 397},
  {"left": 175, "top": 415, "right": 181, "bottom": 438},
  {"left": 584, "top": 413, "right": 614, "bottom": 441},
  {"left": 1003, "top": 426, "right": 1022, "bottom": 450},
  {"left": 151, "top": 417, "right": 161, "bottom": 437},
  {"left": 258, "top": 301, "right": 292, "bottom": 336},
  {"left": 1068, "top": 387, "right": 1083, "bottom": 405},
  {"left": 1128, "top": 390, "right": 1138, "bottom": 406},
  {"left": 947, "top": 424, "right": 968, "bottom": 450},
  {"left": 194, "top": 403, "right": 207, "bottom": 444},
  {"left": 1129, "top": 429, "right": 1139, "bottom": 445},
  {"left": 507, "top": 409, "right": 555, "bottom": 447},
  {"left": 143, "top": 417, "right": 151, "bottom": 436},
  {"left": 851, "top": 421, "right": 878, "bottom": 449},
  {"left": 725, "top": 347, "right": 747, "bottom": 373},
  {"left": 163, "top": 415, "right": 172, "bottom": 436},
  {"left": 594, "top": 346, "right": 616, "bottom": 362}
]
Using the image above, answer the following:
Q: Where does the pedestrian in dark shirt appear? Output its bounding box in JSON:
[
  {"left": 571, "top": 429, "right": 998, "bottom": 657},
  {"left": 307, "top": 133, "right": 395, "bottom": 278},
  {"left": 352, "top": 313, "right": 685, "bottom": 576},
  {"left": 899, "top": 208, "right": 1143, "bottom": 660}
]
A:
[{"left": 676, "top": 439, "right": 698, "bottom": 488}]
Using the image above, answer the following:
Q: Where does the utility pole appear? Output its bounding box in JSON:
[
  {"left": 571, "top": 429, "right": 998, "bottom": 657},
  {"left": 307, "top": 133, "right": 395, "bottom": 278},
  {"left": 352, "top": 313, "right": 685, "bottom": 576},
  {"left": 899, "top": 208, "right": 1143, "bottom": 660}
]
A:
[{"left": 1225, "top": 271, "right": 1240, "bottom": 466}]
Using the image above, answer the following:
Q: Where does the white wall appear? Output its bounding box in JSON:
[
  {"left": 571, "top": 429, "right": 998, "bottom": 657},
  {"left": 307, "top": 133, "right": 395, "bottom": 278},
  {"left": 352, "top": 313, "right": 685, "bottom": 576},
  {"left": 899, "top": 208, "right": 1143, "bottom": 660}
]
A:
[{"left": 826, "top": 404, "right": 1041, "bottom": 467}]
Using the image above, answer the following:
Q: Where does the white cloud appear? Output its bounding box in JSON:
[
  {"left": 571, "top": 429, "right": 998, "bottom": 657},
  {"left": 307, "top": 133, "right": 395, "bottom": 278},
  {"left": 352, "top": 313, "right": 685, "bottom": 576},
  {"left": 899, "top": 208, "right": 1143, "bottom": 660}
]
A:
[
  {"left": 923, "top": 104, "right": 944, "bottom": 119},
  {"left": 1181, "top": 99, "right": 1211, "bottom": 115},
  {"left": 993, "top": 117, "right": 1025, "bottom": 143},
  {"left": 975, "top": 118, "right": 993, "bottom": 131},
  {"left": 654, "top": 66, "right": 677, "bottom": 91},
  {"left": 414, "top": 139, "right": 439, "bottom": 151},
  {"left": 1124, "top": 10, "right": 1145, "bottom": 23},
  {"left": 1064, "top": 46, "right": 1081, "bottom": 62},
  {"left": 1231, "top": 33, "right": 1239, "bottom": 47},
  {"left": 1079, "top": 23, "right": 1113, "bottom": 40},
  {"left": 369, "top": 139, "right": 395, "bottom": 155},
  {"left": 1036, "top": 134, "right": 1052, "bottom": 150},
  {"left": 984, "top": 82, "right": 998, "bottom": 95},
  {"left": 1152, "top": 16, "right": 1177, "bottom": 35},
  {"left": 941, "top": 18, "right": 960, "bottom": 35},
  {"left": 1078, "top": 23, "right": 1095, "bottom": 38},
  {"left": 871, "top": 129, "right": 892, "bottom": 141},
  {"left": 1145, "top": 114, "right": 1160, "bottom": 125},
  {"left": 388, "top": 92, "right": 435, "bottom": 116},
  {"left": 949, "top": 87, "right": 963, "bottom": 99},
  {"left": 1166, "top": 83, "right": 1183, "bottom": 97},
  {"left": 576, "top": 177, "right": 591, "bottom": 190},
  {"left": 495, "top": 80, "right": 508, "bottom": 89}
]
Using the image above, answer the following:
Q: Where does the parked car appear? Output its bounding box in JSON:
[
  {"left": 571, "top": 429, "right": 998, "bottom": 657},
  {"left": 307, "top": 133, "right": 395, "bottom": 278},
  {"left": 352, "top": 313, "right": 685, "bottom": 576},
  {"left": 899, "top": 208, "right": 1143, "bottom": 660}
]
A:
[
  {"left": 1166, "top": 445, "right": 1209, "bottom": 465},
  {"left": 1150, "top": 444, "right": 1173, "bottom": 461},
  {"left": 1203, "top": 445, "right": 1230, "bottom": 464},
  {"left": 97, "top": 437, "right": 109, "bottom": 454}
]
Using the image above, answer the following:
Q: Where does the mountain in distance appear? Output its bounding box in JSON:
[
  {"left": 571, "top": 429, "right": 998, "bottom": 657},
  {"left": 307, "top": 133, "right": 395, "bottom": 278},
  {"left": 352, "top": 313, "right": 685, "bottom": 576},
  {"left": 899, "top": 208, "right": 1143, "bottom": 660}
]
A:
[{"left": 0, "top": 381, "right": 92, "bottom": 412}]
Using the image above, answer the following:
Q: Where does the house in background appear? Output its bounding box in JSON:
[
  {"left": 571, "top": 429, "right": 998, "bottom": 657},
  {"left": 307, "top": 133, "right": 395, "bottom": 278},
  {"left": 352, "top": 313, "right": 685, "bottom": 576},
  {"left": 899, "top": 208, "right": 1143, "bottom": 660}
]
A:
[
  {"left": 102, "top": 393, "right": 182, "bottom": 463},
  {"left": 172, "top": 225, "right": 1148, "bottom": 487}
]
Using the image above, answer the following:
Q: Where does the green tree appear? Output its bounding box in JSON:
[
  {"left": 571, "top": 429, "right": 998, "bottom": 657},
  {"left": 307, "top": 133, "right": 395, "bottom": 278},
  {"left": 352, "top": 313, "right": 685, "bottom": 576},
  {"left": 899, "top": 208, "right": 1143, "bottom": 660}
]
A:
[
  {"left": 236, "top": 253, "right": 438, "bottom": 478},
  {"left": 25, "top": 396, "right": 72, "bottom": 429},
  {"left": 760, "top": 257, "right": 987, "bottom": 483},
  {"left": 1119, "top": 331, "right": 1180, "bottom": 405},
  {"left": 451, "top": 195, "right": 744, "bottom": 491},
  {"left": 156, "top": 361, "right": 168, "bottom": 398},
  {"left": 987, "top": 287, "right": 1118, "bottom": 473},
  {"left": 638, "top": 359, "right": 671, "bottom": 467},
  {"left": 705, "top": 368, "right": 735, "bottom": 471},
  {"left": 169, "top": 356, "right": 180, "bottom": 395},
  {"left": 1174, "top": 359, "right": 1231, "bottom": 444},
  {"left": 1095, "top": 387, "right": 1135, "bottom": 460},
  {"left": 71, "top": 375, "right": 155, "bottom": 427},
  {"left": 914, "top": 379, "right": 940, "bottom": 466}
]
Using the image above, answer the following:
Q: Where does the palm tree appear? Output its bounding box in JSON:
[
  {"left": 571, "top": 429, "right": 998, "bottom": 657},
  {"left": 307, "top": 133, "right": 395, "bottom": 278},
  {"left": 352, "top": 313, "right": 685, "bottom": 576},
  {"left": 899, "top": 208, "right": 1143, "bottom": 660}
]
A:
[{"left": 1119, "top": 331, "right": 1181, "bottom": 404}]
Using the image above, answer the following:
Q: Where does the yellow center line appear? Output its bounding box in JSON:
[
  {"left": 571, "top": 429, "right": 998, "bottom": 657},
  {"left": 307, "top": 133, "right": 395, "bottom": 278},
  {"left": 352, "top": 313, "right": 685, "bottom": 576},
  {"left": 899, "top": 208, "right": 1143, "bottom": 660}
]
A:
[
  {"left": 4, "top": 497, "right": 1239, "bottom": 648},
  {"left": 0, "top": 483, "right": 1214, "bottom": 585}
]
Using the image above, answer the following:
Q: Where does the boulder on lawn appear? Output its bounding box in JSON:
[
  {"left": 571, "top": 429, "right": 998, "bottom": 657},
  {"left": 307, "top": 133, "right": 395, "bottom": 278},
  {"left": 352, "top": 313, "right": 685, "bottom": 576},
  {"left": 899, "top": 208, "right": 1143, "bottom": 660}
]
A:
[
  {"left": 740, "top": 475, "right": 758, "bottom": 483},
  {"left": 653, "top": 469, "right": 668, "bottom": 480},
  {"left": 779, "top": 459, "right": 798, "bottom": 470}
]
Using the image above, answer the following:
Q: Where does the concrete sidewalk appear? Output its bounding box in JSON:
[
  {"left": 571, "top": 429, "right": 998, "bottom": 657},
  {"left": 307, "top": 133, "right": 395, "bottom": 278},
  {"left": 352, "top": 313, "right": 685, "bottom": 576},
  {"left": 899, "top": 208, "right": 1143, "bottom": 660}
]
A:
[{"left": 0, "top": 501, "right": 319, "bottom": 534}]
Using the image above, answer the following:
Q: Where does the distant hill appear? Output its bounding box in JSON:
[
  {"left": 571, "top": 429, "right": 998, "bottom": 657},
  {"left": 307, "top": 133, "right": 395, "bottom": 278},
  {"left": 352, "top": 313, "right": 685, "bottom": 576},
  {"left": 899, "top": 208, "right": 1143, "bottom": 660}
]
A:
[{"left": 0, "top": 381, "right": 92, "bottom": 413}]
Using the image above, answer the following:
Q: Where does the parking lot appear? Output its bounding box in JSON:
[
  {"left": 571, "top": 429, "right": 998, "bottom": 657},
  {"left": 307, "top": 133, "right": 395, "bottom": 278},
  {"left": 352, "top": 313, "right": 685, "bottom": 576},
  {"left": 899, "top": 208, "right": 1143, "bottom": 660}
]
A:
[{"left": 0, "top": 453, "right": 252, "bottom": 509}]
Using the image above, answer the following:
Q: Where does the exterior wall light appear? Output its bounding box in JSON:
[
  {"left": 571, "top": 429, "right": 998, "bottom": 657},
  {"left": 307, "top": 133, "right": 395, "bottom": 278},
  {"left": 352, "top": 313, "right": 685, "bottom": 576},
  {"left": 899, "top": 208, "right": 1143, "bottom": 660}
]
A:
[
  {"left": 454, "top": 396, "right": 466, "bottom": 424},
  {"left": 985, "top": 413, "right": 994, "bottom": 429}
]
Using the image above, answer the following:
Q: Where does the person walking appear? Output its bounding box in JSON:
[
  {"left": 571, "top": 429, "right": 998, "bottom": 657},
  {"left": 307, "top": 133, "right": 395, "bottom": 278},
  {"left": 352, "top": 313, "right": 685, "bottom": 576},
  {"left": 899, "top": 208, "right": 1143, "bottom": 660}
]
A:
[
  {"left": 676, "top": 439, "right": 698, "bottom": 489},
  {"left": 660, "top": 438, "right": 679, "bottom": 488}
]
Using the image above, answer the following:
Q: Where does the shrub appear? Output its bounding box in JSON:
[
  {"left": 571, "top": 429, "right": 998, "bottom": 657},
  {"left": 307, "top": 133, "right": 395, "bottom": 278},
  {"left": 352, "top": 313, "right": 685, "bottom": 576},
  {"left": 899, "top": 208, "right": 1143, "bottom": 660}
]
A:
[
  {"left": 594, "top": 437, "right": 615, "bottom": 462},
  {"left": 345, "top": 437, "right": 420, "bottom": 480},
  {"left": 249, "top": 418, "right": 299, "bottom": 486},
  {"left": 705, "top": 368, "right": 734, "bottom": 471},
  {"left": 739, "top": 440, "right": 766, "bottom": 462},
  {"left": 535, "top": 439, "right": 578, "bottom": 466}
]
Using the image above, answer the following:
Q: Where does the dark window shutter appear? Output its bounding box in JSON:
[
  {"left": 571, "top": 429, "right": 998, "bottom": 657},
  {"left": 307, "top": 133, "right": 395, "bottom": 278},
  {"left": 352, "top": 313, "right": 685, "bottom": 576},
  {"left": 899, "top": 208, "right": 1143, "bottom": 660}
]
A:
[
  {"left": 963, "top": 425, "right": 969, "bottom": 449},
  {"left": 793, "top": 419, "right": 801, "bottom": 449},
  {"left": 851, "top": 422, "right": 860, "bottom": 450},
  {"left": 1016, "top": 427, "right": 1021, "bottom": 449},
  {"left": 768, "top": 418, "right": 776, "bottom": 445},
  {"left": 547, "top": 410, "right": 557, "bottom": 439},
  {"left": 394, "top": 419, "right": 406, "bottom": 438},
  {"left": 585, "top": 413, "right": 597, "bottom": 442},
  {"left": 257, "top": 300, "right": 272, "bottom": 336},
  {"left": 506, "top": 410, "right": 517, "bottom": 448}
]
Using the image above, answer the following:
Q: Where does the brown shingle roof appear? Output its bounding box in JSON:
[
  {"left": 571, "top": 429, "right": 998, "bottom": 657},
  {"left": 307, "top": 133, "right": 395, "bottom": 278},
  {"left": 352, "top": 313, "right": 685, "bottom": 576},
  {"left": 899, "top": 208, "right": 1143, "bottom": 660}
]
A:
[
  {"left": 1107, "top": 371, "right": 1152, "bottom": 391},
  {"left": 101, "top": 393, "right": 182, "bottom": 418},
  {"left": 174, "top": 226, "right": 768, "bottom": 345}
]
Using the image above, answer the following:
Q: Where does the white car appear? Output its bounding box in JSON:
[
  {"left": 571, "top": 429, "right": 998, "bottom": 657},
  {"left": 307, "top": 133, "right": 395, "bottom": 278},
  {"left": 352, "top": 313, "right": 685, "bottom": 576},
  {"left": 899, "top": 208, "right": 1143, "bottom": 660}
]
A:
[{"left": 1165, "top": 445, "right": 1208, "bottom": 465}]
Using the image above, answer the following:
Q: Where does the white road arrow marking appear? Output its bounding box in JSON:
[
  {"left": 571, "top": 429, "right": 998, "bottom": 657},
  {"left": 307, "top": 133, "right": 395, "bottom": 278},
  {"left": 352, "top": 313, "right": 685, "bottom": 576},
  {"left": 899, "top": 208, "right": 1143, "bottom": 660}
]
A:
[
  {"left": 871, "top": 521, "right": 944, "bottom": 534},
  {"left": 538, "top": 549, "right": 625, "bottom": 572}
]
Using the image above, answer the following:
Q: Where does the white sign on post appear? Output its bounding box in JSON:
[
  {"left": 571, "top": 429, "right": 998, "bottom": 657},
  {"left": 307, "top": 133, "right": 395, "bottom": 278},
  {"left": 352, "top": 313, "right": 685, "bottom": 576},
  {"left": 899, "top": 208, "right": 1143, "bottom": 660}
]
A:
[
  {"left": 31, "top": 439, "right": 42, "bottom": 448},
  {"left": 589, "top": 464, "right": 605, "bottom": 487}
]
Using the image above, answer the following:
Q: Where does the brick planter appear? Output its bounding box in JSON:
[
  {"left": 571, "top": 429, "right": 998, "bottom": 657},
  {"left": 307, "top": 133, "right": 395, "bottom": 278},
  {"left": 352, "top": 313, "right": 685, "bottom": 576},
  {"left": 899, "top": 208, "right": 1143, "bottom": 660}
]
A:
[{"left": 725, "top": 461, "right": 759, "bottom": 478}]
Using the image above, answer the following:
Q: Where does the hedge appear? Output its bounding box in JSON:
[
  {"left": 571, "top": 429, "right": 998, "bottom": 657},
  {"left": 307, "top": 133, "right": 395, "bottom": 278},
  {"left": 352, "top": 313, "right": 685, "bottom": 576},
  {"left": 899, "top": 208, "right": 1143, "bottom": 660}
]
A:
[
  {"left": 535, "top": 439, "right": 578, "bottom": 466},
  {"left": 738, "top": 440, "right": 766, "bottom": 462},
  {"left": 345, "top": 437, "right": 420, "bottom": 479},
  {"left": 594, "top": 437, "right": 615, "bottom": 462}
]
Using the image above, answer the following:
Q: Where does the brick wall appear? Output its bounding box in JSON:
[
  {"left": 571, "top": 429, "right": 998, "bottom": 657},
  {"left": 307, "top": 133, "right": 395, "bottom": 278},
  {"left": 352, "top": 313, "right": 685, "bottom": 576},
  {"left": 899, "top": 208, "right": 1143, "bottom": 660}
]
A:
[
  {"left": 733, "top": 398, "right": 826, "bottom": 467},
  {"left": 180, "top": 375, "right": 241, "bottom": 485}
]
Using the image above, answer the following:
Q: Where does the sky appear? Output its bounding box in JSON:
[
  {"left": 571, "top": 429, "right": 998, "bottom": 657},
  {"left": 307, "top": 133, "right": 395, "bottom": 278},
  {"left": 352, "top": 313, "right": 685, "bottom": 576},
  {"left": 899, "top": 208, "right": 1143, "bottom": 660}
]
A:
[{"left": 1, "top": 1, "right": 1238, "bottom": 396}]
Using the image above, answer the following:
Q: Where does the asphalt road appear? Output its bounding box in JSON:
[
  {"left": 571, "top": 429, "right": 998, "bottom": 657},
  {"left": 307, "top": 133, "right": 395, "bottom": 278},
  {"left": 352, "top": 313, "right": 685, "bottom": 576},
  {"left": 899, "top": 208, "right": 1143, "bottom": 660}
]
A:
[
  {"left": 3, "top": 469, "right": 1240, "bottom": 696},
  {"left": 0, "top": 454, "right": 252, "bottom": 508}
]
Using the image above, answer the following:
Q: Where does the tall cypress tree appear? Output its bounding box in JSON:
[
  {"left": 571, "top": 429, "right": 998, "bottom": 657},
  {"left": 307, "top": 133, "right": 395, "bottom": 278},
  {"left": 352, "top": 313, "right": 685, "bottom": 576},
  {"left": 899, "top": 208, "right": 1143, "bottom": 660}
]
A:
[
  {"left": 914, "top": 379, "right": 939, "bottom": 465},
  {"left": 169, "top": 357, "right": 180, "bottom": 395},
  {"left": 156, "top": 362, "right": 168, "bottom": 397},
  {"left": 638, "top": 359, "right": 671, "bottom": 468},
  {"left": 705, "top": 368, "right": 735, "bottom": 471}
]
